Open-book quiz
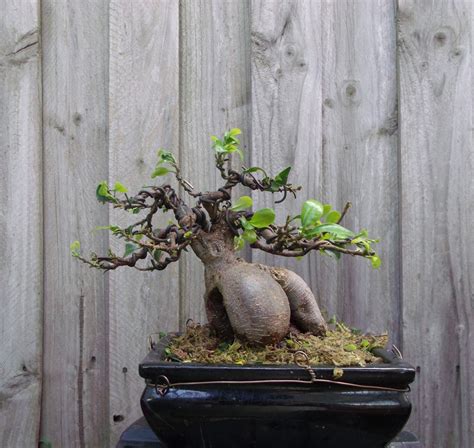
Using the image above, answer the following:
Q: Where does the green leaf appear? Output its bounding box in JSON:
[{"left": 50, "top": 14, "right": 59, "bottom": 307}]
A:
[
  {"left": 113, "top": 181, "right": 128, "bottom": 193},
  {"left": 360, "top": 339, "right": 370, "bottom": 348},
  {"left": 96, "top": 181, "right": 115, "bottom": 203},
  {"left": 370, "top": 255, "right": 382, "bottom": 269},
  {"left": 344, "top": 344, "right": 357, "bottom": 352},
  {"left": 70, "top": 240, "right": 81, "bottom": 255},
  {"left": 274, "top": 166, "right": 291, "bottom": 186},
  {"left": 234, "top": 235, "right": 245, "bottom": 251},
  {"left": 301, "top": 199, "right": 324, "bottom": 227},
  {"left": 183, "top": 231, "right": 193, "bottom": 239},
  {"left": 230, "top": 195, "right": 253, "bottom": 212},
  {"left": 229, "top": 128, "right": 241, "bottom": 137},
  {"left": 239, "top": 216, "right": 254, "bottom": 231},
  {"left": 307, "top": 223, "right": 355, "bottom": 239},
  {"left": 123, "top": 243, "right": 138, "bottom": 257},
  {"left": 325, "top": 210, "right": 341, "bottom": 223},
  {"left": 157, "top": 149, "right": 176, "bottom": 164},
  {"left": 242, "top": 229, "right": 257, "bottom": 244},
  {"left": 151, "top": 166, "right": 172, "bottom": 178},
  {"left": 249, "top": 208, "right": 275, "bottom": 228},
  {"left": 323, "top": 204, "right": 332, "bottom": 216}
]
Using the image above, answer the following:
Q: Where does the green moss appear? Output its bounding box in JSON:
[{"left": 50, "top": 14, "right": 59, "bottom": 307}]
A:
[{"left": 166, "top": 322, "right": 388, "bottom": 367}]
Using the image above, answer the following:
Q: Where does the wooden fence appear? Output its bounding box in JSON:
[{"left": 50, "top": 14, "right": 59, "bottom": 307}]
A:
[{"left": 1, "top": 0, "right": 472, "bottom": 446}]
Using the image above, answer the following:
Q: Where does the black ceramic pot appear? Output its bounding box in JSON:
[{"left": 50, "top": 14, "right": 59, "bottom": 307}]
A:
[{"left": 139, "top": 337, "right": 415, "bottom": 448}]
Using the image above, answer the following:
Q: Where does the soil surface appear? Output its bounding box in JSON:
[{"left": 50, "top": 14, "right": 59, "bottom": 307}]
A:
[{"left": 165, "top": 322, "right": 388, "bottom": 367}]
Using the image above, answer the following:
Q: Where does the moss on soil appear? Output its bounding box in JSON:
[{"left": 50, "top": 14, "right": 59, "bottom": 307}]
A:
[{"left": 165, "top": 322, "right": 388, "bottom": 367}]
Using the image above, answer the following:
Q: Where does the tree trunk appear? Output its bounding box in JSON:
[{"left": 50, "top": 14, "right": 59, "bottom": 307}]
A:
[{"left": 191, "top": 222, "right": 327, "bottom": 345}]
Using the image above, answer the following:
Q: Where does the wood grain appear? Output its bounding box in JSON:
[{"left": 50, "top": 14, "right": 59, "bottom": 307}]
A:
[
  {"left": 41, "top": 1, "right": 109, "bottom": 446},
  {"left": 250, "top": 0, "right": 399, "bottom": 340},
  {"left": 108, "top": 0, "right": 179, "bottom": 444},
  {"left": 398, "top": 1, "right": 474, "bottom": 446},
  {"left": 250, "top": 0, "right": 323, "bottom": 295},
  {"left": 319, "top": 0, "right": 400, "bottom": 340},
  {"left": 0, "top": 1, "right": 43, "bottom": 446},
  {"left": 179, "top": 0, "right": 251, "bottom": 328}
]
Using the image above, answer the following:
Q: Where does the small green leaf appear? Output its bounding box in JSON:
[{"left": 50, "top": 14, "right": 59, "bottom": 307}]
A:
[
  {"left": 301, "top": 200, "right": 324, "bottom": 227},
  {"left": 183, "top": 231, "right": 193, "bottom": 239},
  {"left": 360, "top": 339, "right": 370, "bottom": 348},
  {"left": 157, "top": 149, "right": 176, "bottom": 164},
  {"left": 344, "top": 344, "right": 357, "bottom": 352},
  {"left": 325, "top": 210, "right": 341, "bottom": 223},
  {"left": 229, "top": 128, "right": 241, "bottom": 137},
  {"left": 239, "top": 216, "right": 254, "bottom": 231},
  {"left": 151, "top": 166, "right": 172, "bottom": 178},
  {"left": 274, "top": 166, "right": 291, "bottom": 186},
  {"left": 249, "top": 208, "right": 275, "bottom": 228},
  {"left": 96, "top": 181, "right": 115, "bottom": 203},
  {"left": 123, "top": 243, "right": 138, "bottom": 257},
  {"left": 370, "top": 255, "right": 381, "bottom": 269},
  {"left": 230, "top": 195, "right": 253, "bottom": 211},
  {"left": 323, "top": 204, "right": 332, "bottom": 216},
  {"left": 234, "top": 235, "right": 245, "bottom": 251},
  {"left": 70, "top": 240, "right": 81, "bottom": 255},
  {"left": 306, "top": 223, "right": 355, "bottom": 239},
  {"left": 242, "top": 229, "right": 257, "bottom": 244},
  {"left": 113, "top": 181, "right": 128, "bottom": 193}
]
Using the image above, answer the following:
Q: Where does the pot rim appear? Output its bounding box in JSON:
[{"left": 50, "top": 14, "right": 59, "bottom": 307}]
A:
[{"left": 139, "top": 334, "right": 416, "bottom": 389}]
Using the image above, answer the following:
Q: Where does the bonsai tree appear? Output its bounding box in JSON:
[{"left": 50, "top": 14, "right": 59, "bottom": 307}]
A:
[{"left": 72, "top": 129, "right": 380, "bottom": 346}]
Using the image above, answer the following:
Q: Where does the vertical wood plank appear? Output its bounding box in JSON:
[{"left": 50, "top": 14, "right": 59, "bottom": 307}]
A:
[
  {"left": 319, "top": 0, "right": 399, "bottom": 339},
  {"left": 179, "top": 0, "right": 251, "bottom": 327},
  {"left": 41, "top": 1, "right": 109, "bottom": 446},
  {"left": 250, "top": 0, "right": 323, "bottom": 290},
  {"left": 250, "top": 0, "right": 399, "bottom": 339},
  {"left": 0, "top": 1, "right": 42, "bottom": 446},
  {"left": 398, "top": 1, "right": 473, "bottom": 446},
  {"left": 108, "top": 0, "right": 179, "bottom": 443}
]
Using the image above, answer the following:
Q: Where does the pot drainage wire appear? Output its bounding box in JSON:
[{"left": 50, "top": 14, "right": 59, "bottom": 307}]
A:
[{"left": 149, "top": 352, "right": 410, "bottom": 397}]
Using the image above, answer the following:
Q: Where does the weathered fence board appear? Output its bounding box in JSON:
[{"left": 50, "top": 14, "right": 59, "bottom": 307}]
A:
[
  {"left": 318, "top": 0, "right": 400, "bottom": 340},
  {"left": 250, "top": 0, "right": 324, "bottom": 288},
  {"left": 41, "top": 1, "right": 109, "bottom": 446},
  {"left": 250, "top": 0, "right": 400, "bottom": 340},
  {"left": 398, "top": 0, "right": 474, "bottom": 446},
  {"left": 108, "top": 0, "right": 180, "bottom": 444},
  {"left": 179, "top": 0, "right": 251, "bottom": 327},
  {"left": 0, "top": 1, "right": 42, "bottom": 446}
]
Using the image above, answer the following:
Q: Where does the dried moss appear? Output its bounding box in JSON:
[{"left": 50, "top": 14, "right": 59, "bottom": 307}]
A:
[{"left": 165, "top": 322, "right": 388, "bottom": 367}]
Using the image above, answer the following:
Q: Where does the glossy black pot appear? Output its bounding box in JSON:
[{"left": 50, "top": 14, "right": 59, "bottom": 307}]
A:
[{"left": 139, "top": 337, "right": 415, "bottom": 448}]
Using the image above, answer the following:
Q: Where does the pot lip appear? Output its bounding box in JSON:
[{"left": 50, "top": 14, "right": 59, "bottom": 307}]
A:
[{"left": 139, "top": 334, "right": 416, "bottom": 388}]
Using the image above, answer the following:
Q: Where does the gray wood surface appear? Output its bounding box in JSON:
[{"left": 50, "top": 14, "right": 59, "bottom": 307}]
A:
[
  {"left": 41, "top": 1, "right": 109, "bottom": 446},
  {"left": 250, "top": 0, "right": 323, "bottom": 289},
  {"left": 398, "top": 1, "right": 474, "bottom": 446},
  {"left": 250, "top": 0, "right": 400, "bottom": 340},
  {"left": 108, "top": 0, "right": 180, "bottom": 444},
  {"left": 179, "top": 0, "right": 251, "bottom": 328},
  {"left": 0, "top": 1, "right": 43, "bottom": 446},
  {"left": 318, "top": 0, "right": 400, "bottom": 341}
]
